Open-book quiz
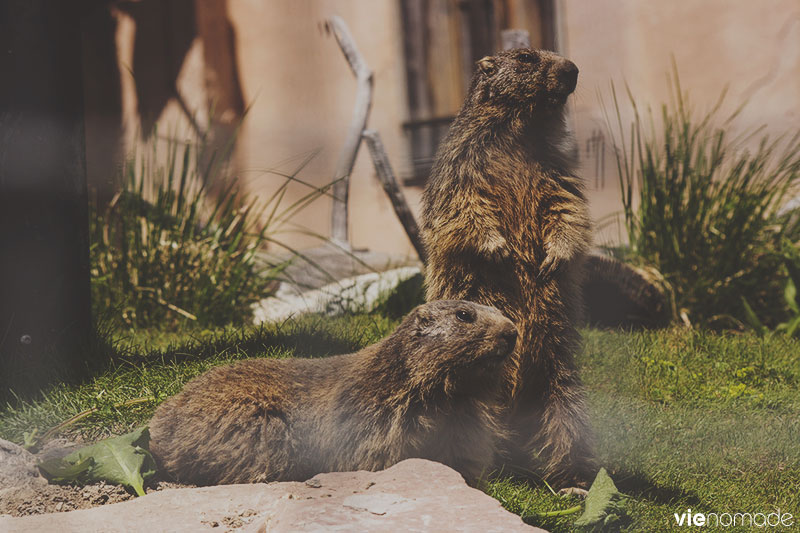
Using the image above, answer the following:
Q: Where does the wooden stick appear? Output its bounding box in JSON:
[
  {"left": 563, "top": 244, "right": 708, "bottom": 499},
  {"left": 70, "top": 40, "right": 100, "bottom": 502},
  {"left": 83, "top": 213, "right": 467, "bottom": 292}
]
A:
[
  {"left": 325, "top": 16, "right": 374, "bottom": 248},
  {"left": 362, "top": 130, "right": 427, "bottom": 264}
]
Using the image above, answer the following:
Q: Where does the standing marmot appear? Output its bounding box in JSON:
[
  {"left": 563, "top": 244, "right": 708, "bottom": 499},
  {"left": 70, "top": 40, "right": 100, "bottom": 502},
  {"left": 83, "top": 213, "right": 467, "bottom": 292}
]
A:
[
  {"left": 422, "top": 48, "right": 594, "bottom": 485},
  {"left": 148, "top": 300, "right": 517, "bottom": 485}
]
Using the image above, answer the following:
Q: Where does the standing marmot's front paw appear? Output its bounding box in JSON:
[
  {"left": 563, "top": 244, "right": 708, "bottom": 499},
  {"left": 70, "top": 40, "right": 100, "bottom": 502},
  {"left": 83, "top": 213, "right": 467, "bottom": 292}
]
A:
[
  {"left": 538, "top": 252, "right": 561, "bottom": 279},
  {"left": 478, "top": 230, "right": 509, "bottom": 259},
  {"left": 538, "top": 239, "right": 576, "bottom": 279}
]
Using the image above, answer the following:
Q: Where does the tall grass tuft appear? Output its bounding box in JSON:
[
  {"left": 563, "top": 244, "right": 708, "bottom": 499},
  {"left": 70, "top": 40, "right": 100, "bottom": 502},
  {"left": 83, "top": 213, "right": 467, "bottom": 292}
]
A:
[
  {"left": 90, "top": 129, "right": 327, "bottom": 330},
  {"left": 607, "top": 66, "right": 800, "bottom": 327}
]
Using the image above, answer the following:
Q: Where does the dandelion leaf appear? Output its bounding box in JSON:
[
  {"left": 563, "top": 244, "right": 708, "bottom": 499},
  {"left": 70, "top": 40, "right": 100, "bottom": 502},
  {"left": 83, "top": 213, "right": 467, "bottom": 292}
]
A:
[
  {"left": 574, "top": 468, "right": 628, "bottom": 530},
  {"left": 38, "top": 426, "right": 156, "bottom": 497}
]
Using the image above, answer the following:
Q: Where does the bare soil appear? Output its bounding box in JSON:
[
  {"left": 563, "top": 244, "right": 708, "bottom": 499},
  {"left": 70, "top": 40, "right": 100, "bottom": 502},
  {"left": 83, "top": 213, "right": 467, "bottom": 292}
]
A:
[{"left": 0, "top": 480, "right": 192, "bottom": 517}]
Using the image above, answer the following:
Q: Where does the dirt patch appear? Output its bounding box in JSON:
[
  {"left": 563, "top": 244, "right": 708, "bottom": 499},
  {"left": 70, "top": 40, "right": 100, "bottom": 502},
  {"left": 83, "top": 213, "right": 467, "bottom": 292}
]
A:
[
  {"left": 0, "top": 480, "right": 192, "bottom": 517},
  {"left": 0, "top": 437, "right": 195, "bottom": 518}
]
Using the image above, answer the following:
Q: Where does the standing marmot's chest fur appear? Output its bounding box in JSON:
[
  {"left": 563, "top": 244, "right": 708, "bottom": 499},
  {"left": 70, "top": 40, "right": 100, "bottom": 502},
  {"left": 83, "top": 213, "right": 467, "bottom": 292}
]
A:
[
  {"left": 421, "top": 48, "right": 594, "bottom": 485},
  {"left": 148, "top": 300, "right": 517, "bottom": 486}
]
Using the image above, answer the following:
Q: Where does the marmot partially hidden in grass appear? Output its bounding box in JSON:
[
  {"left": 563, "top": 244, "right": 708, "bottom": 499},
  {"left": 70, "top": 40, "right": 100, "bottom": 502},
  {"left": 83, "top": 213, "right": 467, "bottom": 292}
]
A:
[
  {"left": 148, "top": 300, "right": 517, "bottom": 485},
  {"left": 422, "top": 48, "right": 595, "bottom": 485}
]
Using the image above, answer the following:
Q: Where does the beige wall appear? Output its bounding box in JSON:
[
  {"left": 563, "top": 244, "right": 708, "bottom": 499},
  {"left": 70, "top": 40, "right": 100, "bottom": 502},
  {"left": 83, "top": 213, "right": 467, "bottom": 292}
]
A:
[
  {"left": 111, "top": 0, "right": 800, "bottom": 255},
  {"left": 226, "top": 0, "right": 417, "bottom": 256},
  {"left": 562, "top": 0, "right": 800, "bottom": 245}
]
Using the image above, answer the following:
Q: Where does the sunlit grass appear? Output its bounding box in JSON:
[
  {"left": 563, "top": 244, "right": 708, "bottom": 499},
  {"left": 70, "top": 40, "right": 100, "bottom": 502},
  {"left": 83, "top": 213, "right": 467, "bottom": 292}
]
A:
[{"left": 1, "top": 322, "right": 797, "bottom": 532}]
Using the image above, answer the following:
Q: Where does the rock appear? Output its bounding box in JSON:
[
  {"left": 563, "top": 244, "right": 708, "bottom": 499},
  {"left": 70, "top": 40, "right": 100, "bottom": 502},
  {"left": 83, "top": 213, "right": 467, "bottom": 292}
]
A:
[
  {"left": 246, "top": 459, "right": 542, "bottom": 533},
  {"left": 252, "top": 266, "right": 422, "bottom": 324},
  {"left": 581, "top": 251, "right": 672, "bottom": 329},
  {"left": 0, "top": 439, "right": 48, "bottom": 498},
  {"left": 253, "top": 242, "right": 424, "bottom": 324},
  {"left": 257, "top": 243, "right": 420, "bottom": 292},
  {"left": 0, "top": 459, "right": 545, "bottom": 533}
]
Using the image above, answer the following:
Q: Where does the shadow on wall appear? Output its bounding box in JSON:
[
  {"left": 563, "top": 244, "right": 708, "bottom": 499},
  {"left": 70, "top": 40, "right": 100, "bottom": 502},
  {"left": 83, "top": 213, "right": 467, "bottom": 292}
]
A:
[{"left": 83, "top": 0, "right": 246, "bottom": 206}]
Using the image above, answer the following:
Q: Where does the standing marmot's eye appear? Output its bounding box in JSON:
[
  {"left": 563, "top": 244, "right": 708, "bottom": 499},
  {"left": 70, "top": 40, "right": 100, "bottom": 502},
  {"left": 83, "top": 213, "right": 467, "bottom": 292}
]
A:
[
  {"left": 518, "top": 52, "right": 537, "bottom": 64},
  {"left": 456, "top": 310, "right": 475, "bottom": 323}
]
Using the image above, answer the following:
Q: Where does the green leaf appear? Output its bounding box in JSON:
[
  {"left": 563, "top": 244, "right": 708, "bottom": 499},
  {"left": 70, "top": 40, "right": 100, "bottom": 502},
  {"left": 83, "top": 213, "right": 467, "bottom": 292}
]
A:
[
  {"left": 38, "top": 427, "right": 156, "bottom": 497},
  {"left": 38, "top": 456, "right": 94, "bottom": 483},
  {"left": 22, "top": 429, "right": 39, "bottom": 450},
  {"left": 574, "top": 468, "right": 628, "bottom": 530},
  {"left": 785, "top": 253, "right": 800, "bottom": 291},
  {"left": 784, "top": 277, "right": 799, "bottom": 315},
  {"left": 785, "top": 315, "right": 800, "bottom": 338},
  {"left": 740, "top": 296, "right": 768, "bottom": 336}
]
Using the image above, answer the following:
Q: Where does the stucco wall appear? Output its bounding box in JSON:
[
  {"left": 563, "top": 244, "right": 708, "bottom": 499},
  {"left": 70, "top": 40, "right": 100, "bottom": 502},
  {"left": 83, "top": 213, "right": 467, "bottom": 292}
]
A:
[
  {"left": 109, "top": 0, "right": 800, "bottom": 255},
  {"left": 562, "top": 0, "right": 800, "bottom": 245},
  {"left": 227, "top": 0, "right": 418, "bottom": 256}
]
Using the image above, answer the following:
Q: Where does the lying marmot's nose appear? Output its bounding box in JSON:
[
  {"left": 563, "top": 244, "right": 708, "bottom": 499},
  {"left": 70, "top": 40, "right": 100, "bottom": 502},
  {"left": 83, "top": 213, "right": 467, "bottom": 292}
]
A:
[
  {"left": 558, "top": 60, "right": 579, "bottom": 94},
  {"left": 502, "top": 327, "right": 517, "bottom": 351}
]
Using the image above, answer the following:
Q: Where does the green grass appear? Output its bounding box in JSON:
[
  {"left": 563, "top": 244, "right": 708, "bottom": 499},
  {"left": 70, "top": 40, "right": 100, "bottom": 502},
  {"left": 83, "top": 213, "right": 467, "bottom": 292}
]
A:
[
  {"left": 0, "top": 314, "right": 396, "bottom": 445},
  {"left": 1, "top": 320, "right": 798, "bottom": 532},
  {"left": 489, "top": 329, "right": 800, "bottom": 532}
]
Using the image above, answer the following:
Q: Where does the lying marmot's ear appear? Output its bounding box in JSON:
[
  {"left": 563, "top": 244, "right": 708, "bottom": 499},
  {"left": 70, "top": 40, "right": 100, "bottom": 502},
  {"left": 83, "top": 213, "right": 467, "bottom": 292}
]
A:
[
  {"left": 414, "top": 309, "right": 433, "bottom": 334},
  {"left": 478, "top": 57, "right": 497, "bottom": 76}
]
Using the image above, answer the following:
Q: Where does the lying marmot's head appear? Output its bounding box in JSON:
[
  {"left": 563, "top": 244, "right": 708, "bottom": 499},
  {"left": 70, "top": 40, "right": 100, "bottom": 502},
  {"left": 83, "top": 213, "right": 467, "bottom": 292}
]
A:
[
  {"left": 469, "top": 48, "right": 578, "bottom": 116},
  {"left": 396, "top": 300, "right": 517, "bottom": 396}
]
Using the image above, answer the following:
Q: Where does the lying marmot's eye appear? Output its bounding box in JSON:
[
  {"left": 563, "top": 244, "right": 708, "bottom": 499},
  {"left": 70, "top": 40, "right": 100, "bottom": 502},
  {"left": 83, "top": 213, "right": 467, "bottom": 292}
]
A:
[
  {"left": 518, "top": 52, "right": 537, "bottom": 64},
  {"left": 456, "top": 310, "right": 475, "bottom": 323}
]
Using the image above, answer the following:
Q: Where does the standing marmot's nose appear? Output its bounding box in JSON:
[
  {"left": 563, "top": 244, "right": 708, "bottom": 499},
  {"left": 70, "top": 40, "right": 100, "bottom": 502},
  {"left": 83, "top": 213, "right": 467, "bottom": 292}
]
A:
[{"left": 558, "top": 60, "right": 579, "bottom": 94}]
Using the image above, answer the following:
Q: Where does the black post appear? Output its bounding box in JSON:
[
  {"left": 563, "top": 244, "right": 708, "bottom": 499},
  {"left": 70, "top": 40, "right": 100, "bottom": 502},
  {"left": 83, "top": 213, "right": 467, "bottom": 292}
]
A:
[{"left": 0, "top": 1, "right": 93, "bottom": 396}]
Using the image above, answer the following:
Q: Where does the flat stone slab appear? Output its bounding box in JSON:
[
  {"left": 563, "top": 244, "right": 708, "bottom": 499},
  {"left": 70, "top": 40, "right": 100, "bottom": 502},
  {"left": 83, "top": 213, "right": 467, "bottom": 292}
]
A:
[
  {"left": 0, "top": 459, "right": 545, "bottom": 533},
  {"left": 257, "top": 243, "right": 420, "bottom": 293},
  {"left": 253, "top": 266, "right": 422, "bottom": 324}
]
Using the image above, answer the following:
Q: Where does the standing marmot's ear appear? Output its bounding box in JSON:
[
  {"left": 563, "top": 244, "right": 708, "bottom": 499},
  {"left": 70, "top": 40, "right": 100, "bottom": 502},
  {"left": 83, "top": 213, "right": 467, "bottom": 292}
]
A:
[{"left": 478, "top": 57, "right": 497, "bottom": 76}]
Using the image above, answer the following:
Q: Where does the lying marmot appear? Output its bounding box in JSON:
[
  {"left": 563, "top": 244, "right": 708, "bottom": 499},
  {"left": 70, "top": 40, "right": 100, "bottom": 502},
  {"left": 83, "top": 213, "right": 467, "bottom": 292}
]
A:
[
  {"left": 422, "top": 48, "right": 595, "bottom": 485},
  {"left": 148, "top": 300, "right": 517, "bottom": 485}
]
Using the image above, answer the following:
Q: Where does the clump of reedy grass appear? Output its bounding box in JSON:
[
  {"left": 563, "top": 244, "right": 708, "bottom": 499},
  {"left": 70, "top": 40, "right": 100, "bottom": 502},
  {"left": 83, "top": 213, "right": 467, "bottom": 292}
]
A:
[{"left": 607, "top": 64, "right": 800, "bottom": 328}]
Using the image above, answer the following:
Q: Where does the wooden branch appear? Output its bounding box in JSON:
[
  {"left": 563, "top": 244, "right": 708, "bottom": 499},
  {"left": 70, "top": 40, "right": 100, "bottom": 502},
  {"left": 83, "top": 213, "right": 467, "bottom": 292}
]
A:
[
  {"left": 501, "top": 29, "right": 531, "bottom": 50},
  {"left": 362, "top": 130, "right": 427, "bottom": 264},
  {"left": 325, "top": 16, "right": 374, "bottom": 248}
]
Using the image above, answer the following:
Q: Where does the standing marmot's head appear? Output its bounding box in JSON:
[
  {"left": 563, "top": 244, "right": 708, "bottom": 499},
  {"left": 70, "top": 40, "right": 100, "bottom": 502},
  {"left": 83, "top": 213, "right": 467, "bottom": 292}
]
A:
[
  {"left": 469, "top": 48, "right": 578, "bottom": 116},
  {"left": 395, "top": 300, "right": 517, "bottom": 396}
]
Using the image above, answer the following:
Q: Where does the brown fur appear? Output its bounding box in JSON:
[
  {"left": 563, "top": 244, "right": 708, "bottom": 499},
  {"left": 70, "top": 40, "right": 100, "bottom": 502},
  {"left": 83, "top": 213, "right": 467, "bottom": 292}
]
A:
[
  {"left": 148, "top": 300, "right": 517, "bottom": 485},
  {"left": 421, "top": 48, "right": 595, "bottom": 485}
]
